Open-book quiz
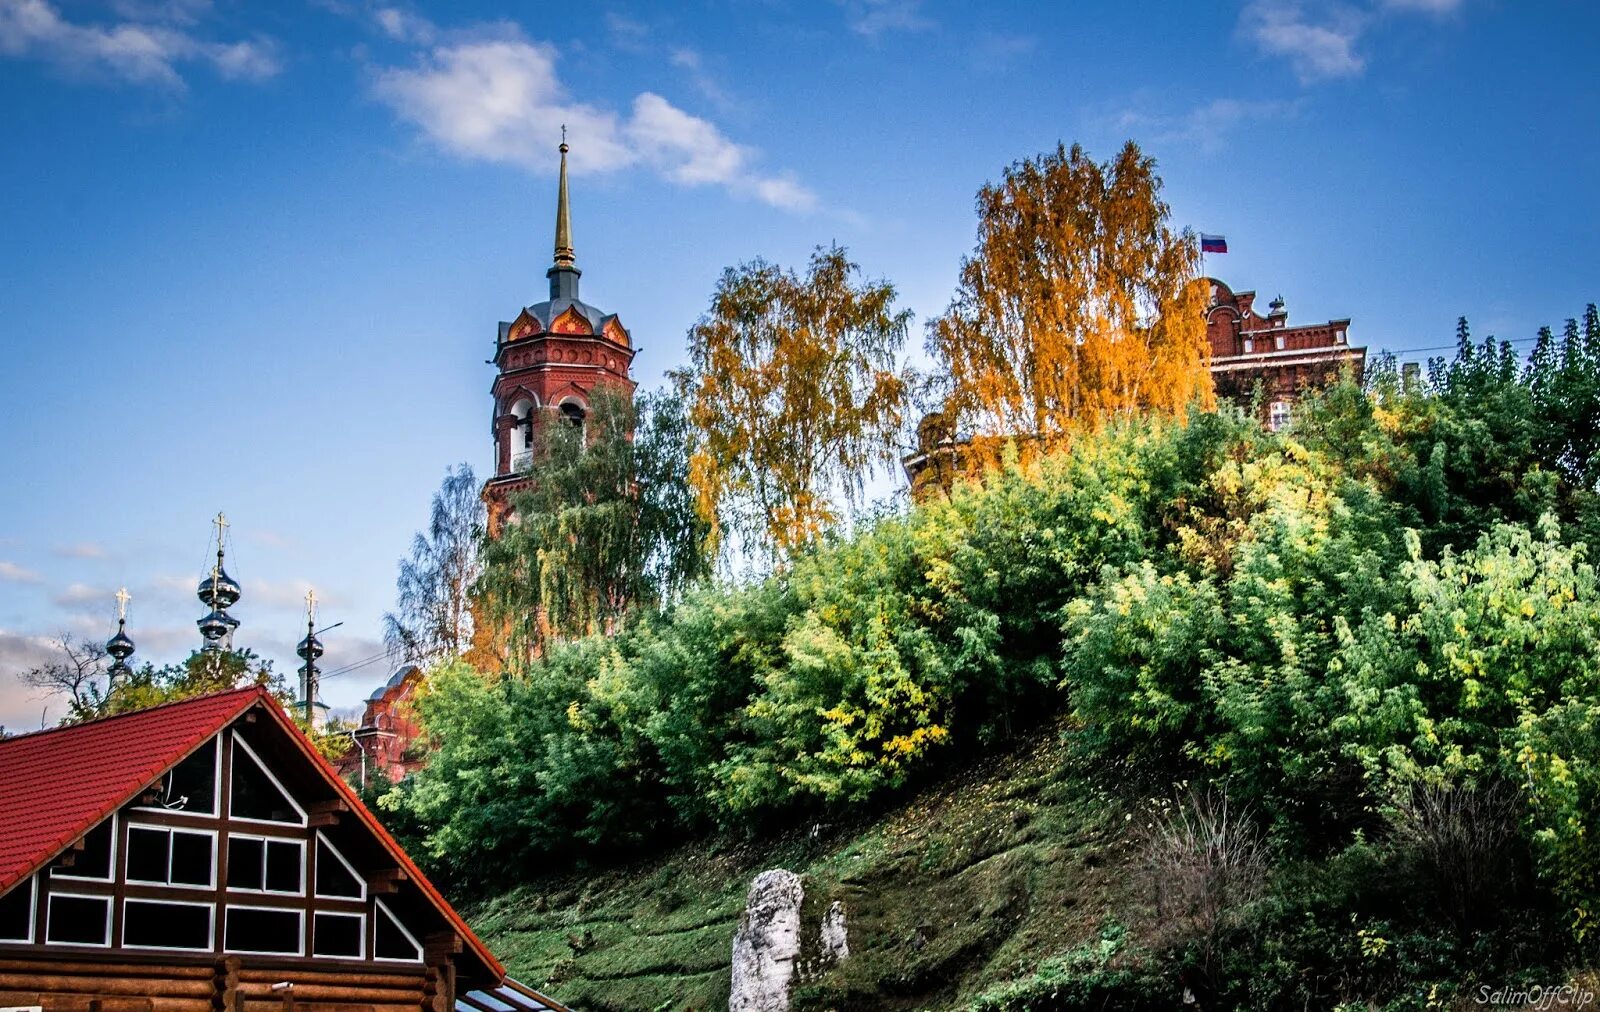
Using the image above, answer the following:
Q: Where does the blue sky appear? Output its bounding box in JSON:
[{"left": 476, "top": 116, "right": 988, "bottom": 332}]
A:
[{"left": 1, "top": 0, "right": 1596, "bottom": 728}]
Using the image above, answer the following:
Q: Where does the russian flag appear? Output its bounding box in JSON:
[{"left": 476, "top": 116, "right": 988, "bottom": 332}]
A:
[{"left": 1200, "top": 233, "right": 1228, "bottom": 254}]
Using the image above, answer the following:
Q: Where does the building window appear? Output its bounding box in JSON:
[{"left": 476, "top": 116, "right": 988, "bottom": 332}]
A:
[
  {"left": 0, "top": 878, "right": 34, "bottom": 942},
  {"left": 1268, "top": 400, "right": 1292, "bottom": 432},
  {"left": 559, "top": 401, "right": 585, "bottom": 430},
  {"left": 123, "top": 899, "right": 214, "bottom": 951},
  {"left": 230, "top": 735, "right": 306, "bottom": 825},
  {"left": 227, "top": 836, "right": 304, "bottom": 895},
  {"left": 314, "top": 835, "right": 365, "bottom": 899},
  {"left": 138, "top": 738, "right": 218, "bottom": 815},
  {"left": 46, "top": 893, "right": 110, "bottom": 947},
  {"left": 1275, "top": 334, "right": 1286, "bottom": 350},
  {"left": 509, "top": 397, "right": 537, "bottom": 470},
  {"left": 52, "top": 818, "right": 114, "bottom": 881},
  {"left": 373, "top": 899, "right": 423, "bottom": 962},
  {"left": 126, "top": 825, "right": 215, "bottom": 888},
  {"left": 224, "top": 905, "right": 303, "bottom": 955},
  {"left": 1336, "top": 329, "right": 1347, "bottom": 344},
  {"left": 313, "top": 911, "right": 365, "bottom": 958},
  {"left": 1243, "top": 338, "right": 1254, "bottom": 353}
]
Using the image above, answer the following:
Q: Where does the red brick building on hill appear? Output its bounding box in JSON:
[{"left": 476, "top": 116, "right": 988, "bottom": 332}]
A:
[
  {"left": 337, "top": 666, "right": 427, "bottom": 790},
  {"left": 483, "top": 140, "right": 637, "bottom": 532},
  {"left": 1204, "top": 276, "right": 1366, "bottom": 429}
]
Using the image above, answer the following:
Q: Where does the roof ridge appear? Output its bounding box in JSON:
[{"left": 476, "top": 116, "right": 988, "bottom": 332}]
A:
[{"left": 0, "top": 684, "right": 267, "bottom": 746}]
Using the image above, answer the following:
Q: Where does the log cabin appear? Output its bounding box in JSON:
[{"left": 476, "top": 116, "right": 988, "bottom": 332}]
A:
[{"left": 0, "top": 686, "right": 568, "bottom": 1012}]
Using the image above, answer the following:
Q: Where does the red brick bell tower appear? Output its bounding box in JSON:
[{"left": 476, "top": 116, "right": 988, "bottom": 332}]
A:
[{"left": 483, "top": 139, "right": 638, "bottom": 531}]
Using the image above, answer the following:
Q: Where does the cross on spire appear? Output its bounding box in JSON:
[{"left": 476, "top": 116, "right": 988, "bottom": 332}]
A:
[
  {"left": 115, "top": 587, "right": 131, "bottom": 623},
  {"left": 305, "top": 587, "right": 317, "bottom": 623}
]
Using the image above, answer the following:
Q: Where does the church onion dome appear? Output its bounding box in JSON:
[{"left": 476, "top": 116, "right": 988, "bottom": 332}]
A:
[
  {"left": 197, "top": 609, "right": 232, "bottom": 642},
  {"left": 297, "top": 631, "right": 324, "bottom": 661},
  {"left": 198, "top": 565, "right": 241, "bottom": 609},
  {"left": 106, "top": 620, "right": 135, "bottom": 662}
]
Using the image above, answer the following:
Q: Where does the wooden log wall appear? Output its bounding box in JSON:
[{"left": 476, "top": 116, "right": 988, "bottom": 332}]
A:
[{"left": 0, "top": 956, "right": 430, "bottom": 1012}]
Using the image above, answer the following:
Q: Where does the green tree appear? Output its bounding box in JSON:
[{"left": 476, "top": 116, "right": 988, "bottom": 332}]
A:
[
  {"left": 477, "top": 386, "right": 710, "bottom": 661},
  {"left": 383, "top": 463, "right": 484, "bottom": 666},
  {"left": 679, "top": 245, "right": 912, "bottom": 563}
]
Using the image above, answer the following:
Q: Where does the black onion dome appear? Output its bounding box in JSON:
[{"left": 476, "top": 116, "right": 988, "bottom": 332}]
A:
[
  {"left": 197, "top": 610, "right": 231, "bottom": 642},
  {"left": 197, "top": 566, "right": 242, "bottom": 609},
  {"left": 297, "top": 632, "right": 323, "bottom": 661},
  {"left": 106, "top": 620, "right": 135, "bottom": 661}
]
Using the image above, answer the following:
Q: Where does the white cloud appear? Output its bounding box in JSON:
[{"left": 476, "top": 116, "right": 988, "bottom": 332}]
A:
[
  {"left": 1243, "top": 1, "right": 1366, "bottom": 82},
  {"left": 0, "top": 561, "right": 40, "bottom": 584},
  {"left": 54, "top": 582, "right": 108, "bottom": 607},
  {"left": 604, "top": 11, "right": 649, "bottom": 52},
  {"left": 0, "top": 0, "right": 279, "bottom": 89},
  {"left": 669, "top": 47, "right": 734, "bottom": 112},
  {"left": 1381, "top": 0, "right": 1462, "bottom": 11},
  {"left": 839, "top": 0, "right": 933, "bottom": 38},
  {"left": 54, "top": 542, "right": 107, "bottom": 559},
  {"left": 372, "top": 35, "right": 816, "bottom": 211},
  {"left": 1117, "top": 97, "right": 1303, "bottom": 153},
  {"left": 372, "top": 5, "right": 434, "bottom": 45},
  {"left": 1241, "top": 0, "right": 1465, "bottom": 83}
]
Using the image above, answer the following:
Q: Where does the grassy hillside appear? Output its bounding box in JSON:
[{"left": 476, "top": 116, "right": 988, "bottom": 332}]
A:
[{"left": 466, "top": 727, "right": 1152, "bottom": 1011}]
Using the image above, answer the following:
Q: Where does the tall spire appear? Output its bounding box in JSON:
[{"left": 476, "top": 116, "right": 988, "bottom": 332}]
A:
[
  {"left": 547, "top": 128, "right": 581, "bottom": 301},
  {"left": 553, "top": 126, "right": 575, "bottom": 269}
]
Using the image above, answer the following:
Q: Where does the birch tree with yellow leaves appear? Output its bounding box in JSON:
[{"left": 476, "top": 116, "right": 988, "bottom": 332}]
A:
[
  {"left": 928, "top": 141, "right": 1212, "bottom": 462},
  {"left": 679, "top": 245, "right": 912, "bottom": 564}
]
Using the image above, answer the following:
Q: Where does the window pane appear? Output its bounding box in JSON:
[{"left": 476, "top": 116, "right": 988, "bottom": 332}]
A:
[
  {"left": 225, "top": 906, "right": 301, "bottom": 954},
  {"left": 312, "top": 912, "right": 363, "bottom": 958},
  {"left": 373, "top": 903, "right": 420, "bottom": 960},
  {"left": 161, "top": 740, "right": 218, "bottom": 814},
  {"left": 231, "top": 741, "right": 298, "bottom": 822},
  {"left": 54, "top": 820, "right": 113, "bottom": 880},
  {"left": 264, "top": 841, "right": 301, "bottom": 894},
  {"left": 125, "top": 900, "right": 211, "bottom": 950},
  {"left": 0, "top": 882, "right": 31, "bottom": 941},
  {"left": 126, "top": 827, "right": 171, "bottom": 883},
  {"left": 170, "top": 832, "right": 213, "bottom": 887},
  {"left": 226, "top": 837, "right": 264, "bottom": 890},
  {"left": 314, "top": 838, "right": 362, "bottom": 898},
  {"left": 47, "top": 895, "right": 108, "bottom": 945}
]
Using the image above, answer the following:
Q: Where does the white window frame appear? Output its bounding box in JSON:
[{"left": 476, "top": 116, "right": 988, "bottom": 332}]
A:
[
  {"left": 223, "top": 903, "right": 305, "bottom": 957},
  {"left": 45, "top": 891, "right": 112, "bottom": 948},
  {"left": 0, "top": 876, "right": 36, "bottom": 943},
  {"left": 226, "top": 833, "right": 306, "bottom": 897},
  {"left": 51, "top": 815, "right": 117, "bottom": 883},
  {"left": 121, "top": 897, "right": 216, "bottom": 953},
  {"left": 1268, "top": 400, "right": 1292, "bottom": 432},
  {"left": 123, "top": 823, "right": 218, "bottom": 889},
  {"left": 229, "top": 733, "right": 308, "bottom": 827},
  {"left": 312, "top": 910, "right": 366, "bottom": 960},
  {"left": 372, "top": 898, "right": 423, "bottom": 963},
  {"left": 314, "top": 832, "right": 366, "bottom": 900},
  {"left": 133, "top": 736, "right": 221, "bottom": 817}
]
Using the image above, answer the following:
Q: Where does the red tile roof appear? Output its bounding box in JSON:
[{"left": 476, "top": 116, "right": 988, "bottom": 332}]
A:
[
  {"left": 0, "top": 686, "right": 506, "bottom": 984},
  {"left": 0, "top": 686, "right": 260, "bottom": 897}
]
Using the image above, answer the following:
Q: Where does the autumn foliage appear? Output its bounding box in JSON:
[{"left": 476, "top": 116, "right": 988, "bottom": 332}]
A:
[
  {"left": 678, "top": 245, "right": 911, "bottom": 563},
  {"left": 929, "top": 141, "right": 1212, "bottom": 461}
]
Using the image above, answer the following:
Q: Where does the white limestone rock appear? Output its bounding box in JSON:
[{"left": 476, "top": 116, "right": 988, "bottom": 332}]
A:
[
  {"left": 820, "top": 900, "right": 849, "bottom": 963},
  {"left": 729, "top": 869, "right": 804, "bottom": 1012}
]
